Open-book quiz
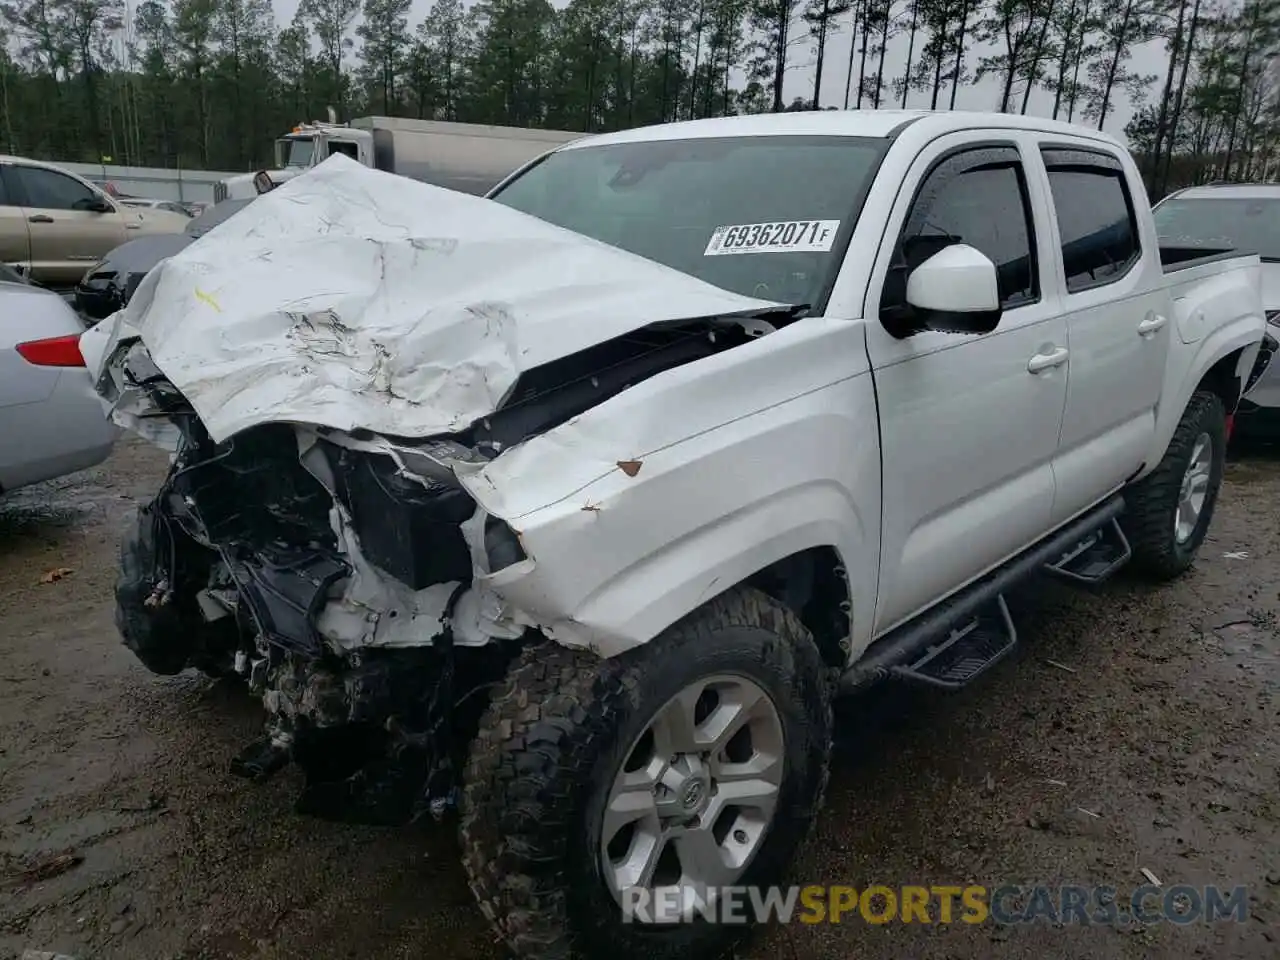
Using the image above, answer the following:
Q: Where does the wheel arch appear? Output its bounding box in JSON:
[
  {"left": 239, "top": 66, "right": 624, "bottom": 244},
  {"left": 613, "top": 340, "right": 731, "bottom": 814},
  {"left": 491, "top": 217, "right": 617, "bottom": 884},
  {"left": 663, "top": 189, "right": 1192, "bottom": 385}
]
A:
[
  {"left": 740, "top": 545, "right": 851, "bottom": 668},
  {"left": 529, "top": 495, "right": 865, "bottom": 668},
  {"left": 1143, "top": 325, "right": 1263, "bottom": 475},
  {"left": 1197, "top": 348, "right": 1249, "bottom": 415}
]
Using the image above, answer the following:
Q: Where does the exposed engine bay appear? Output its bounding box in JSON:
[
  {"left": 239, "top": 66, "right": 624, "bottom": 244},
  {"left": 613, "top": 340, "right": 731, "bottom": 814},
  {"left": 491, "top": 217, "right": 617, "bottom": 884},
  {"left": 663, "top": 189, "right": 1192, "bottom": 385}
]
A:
[{"left": 109, "top": 314, "right": 782, "bottom": 825}]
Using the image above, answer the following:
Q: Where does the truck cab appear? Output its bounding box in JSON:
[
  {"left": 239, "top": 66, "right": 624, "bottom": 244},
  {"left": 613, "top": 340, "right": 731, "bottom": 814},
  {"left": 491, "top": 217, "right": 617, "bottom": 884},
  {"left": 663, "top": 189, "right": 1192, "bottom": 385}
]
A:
[
  {"left": 216, "top": 121, "right": 374, "bottom": 201},
  {"left": 274, "top": 124, "right": 372, "bottom": 170}
]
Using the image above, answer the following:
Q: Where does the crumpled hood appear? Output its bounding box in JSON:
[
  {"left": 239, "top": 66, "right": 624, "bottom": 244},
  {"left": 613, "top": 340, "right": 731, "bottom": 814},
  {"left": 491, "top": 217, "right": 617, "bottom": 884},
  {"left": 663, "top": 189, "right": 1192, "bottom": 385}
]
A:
[{"left": 84, "top": 153, "right": 780, "bottom": 444}]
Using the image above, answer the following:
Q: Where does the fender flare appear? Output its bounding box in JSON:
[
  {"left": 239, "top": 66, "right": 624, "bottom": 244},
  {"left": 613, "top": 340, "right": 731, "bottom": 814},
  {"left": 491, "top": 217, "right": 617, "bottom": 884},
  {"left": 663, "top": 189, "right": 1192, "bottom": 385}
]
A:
[
  {"left": 528, "top": 481, "right": 871, "bottom": 660},
  {"left": 1142, "top": 320, "right": 1263, "bottom": 475}
]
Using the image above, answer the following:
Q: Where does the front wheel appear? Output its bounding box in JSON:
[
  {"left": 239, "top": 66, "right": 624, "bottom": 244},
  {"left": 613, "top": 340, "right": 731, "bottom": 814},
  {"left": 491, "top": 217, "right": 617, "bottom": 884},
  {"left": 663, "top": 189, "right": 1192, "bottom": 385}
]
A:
[
  {"left": 1122, "top": 390, "right": 1227, "bottom": 580},
  {"left": 459, "top": 587, "right": 833, "bottom": 960}
]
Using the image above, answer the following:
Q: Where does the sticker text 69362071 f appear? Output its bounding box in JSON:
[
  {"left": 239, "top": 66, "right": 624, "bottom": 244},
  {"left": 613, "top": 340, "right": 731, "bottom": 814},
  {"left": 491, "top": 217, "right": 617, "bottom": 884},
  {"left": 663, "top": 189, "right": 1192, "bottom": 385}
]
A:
[{"left": 704, "top": 219, "right": 842, "bottom": 256}]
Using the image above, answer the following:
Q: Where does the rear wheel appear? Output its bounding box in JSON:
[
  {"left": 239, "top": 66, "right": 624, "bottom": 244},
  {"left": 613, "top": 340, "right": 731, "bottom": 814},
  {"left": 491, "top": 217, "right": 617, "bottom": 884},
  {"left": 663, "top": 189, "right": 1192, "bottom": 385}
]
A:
[
  {"left": 1122, "top": 390, "right": 1227, "bottom": 580},
  {"left": 459, "top": 587, "right": 833, "bottom": 960}
]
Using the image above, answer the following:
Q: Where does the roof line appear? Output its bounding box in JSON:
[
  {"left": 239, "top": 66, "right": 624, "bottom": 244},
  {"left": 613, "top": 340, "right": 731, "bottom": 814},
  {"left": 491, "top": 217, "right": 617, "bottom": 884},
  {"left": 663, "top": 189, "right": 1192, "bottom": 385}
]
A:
[{"left": 887, "top": 115, "right": 925, "bottom": 139}]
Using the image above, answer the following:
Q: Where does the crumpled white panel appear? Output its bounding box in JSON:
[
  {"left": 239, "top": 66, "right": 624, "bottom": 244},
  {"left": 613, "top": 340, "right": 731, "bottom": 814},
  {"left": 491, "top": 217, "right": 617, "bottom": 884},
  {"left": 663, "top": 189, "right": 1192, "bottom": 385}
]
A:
[{"left": 95, "top": 153, "right": 778, "bottom": 444}]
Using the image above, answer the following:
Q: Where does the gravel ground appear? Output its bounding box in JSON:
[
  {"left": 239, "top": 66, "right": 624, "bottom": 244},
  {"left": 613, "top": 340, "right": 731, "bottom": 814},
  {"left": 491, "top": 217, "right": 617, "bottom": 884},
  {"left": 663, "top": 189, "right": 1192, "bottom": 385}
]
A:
[{"left": 0, "top": 436, "right": 1277, "bottom": 960}]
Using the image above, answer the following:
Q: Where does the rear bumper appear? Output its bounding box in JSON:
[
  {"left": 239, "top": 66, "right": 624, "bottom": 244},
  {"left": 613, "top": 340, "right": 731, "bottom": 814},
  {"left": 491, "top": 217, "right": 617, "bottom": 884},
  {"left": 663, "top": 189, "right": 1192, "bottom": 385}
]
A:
[{"left": 0, "top": 369, "right": 119, "bottom": 492}]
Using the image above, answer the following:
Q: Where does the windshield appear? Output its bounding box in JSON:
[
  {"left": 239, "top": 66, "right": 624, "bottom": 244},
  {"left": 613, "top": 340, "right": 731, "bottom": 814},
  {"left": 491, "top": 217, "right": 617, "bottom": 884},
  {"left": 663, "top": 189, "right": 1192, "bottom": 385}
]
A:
[
  {"left": 1154, "top": 196, "right": 1280, "bottom": 261},
  {"left": 489, "top": 135, "right": 888, "bottom": 306},
  {"left": 186, "top": 198, "right": 254, "bottom": 237},
  {"left": 279, "top": 137, "right": 315, "bottom": 169}
]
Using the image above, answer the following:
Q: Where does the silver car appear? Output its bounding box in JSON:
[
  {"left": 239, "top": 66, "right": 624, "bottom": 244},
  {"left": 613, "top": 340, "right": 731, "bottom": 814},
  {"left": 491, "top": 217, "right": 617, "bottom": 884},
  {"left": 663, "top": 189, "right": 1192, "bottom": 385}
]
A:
[
  {"left": 0, "top": 266, "right": 118, "bottom": 493},
  {"left": 1153, "top": 183, "right": 1280, "bottom": 439}
]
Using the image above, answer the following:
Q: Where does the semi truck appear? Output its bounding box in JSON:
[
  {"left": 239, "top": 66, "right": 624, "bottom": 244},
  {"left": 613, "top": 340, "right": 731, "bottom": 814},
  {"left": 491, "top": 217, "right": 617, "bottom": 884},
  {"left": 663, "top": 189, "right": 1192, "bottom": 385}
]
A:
[{"left": 215, "top": 113, "right": 587, "bottom": 201}]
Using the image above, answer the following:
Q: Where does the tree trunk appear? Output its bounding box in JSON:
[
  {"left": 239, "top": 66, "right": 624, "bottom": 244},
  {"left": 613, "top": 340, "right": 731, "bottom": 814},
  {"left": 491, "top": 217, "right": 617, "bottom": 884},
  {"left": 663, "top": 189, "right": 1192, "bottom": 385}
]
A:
[
  {"left": 901, "top": 0, "right": 918, "bottom": 107},
  {"left": 872, "top": 6, "right": 890, "bottom": 106},
  {"left": 1147, "top": 0, "right": 1188, "bottom": 191},
  {"left": 1065, "top": 0, "right": 1090, "bottom": 122},
  {"left": 1050, "top": 0, "right": 1080, "bottom": 118},
  {"left": 1224, "top": 3, "right": 1260, "bottom": 177},
  {"left": 1095, "top": 0, "right": 1134, "bottom": 130},
  {"left": 929, "top": 10, "right": 946, "bottom": 109},
  {"left": 998, "top": 18, "right": 1018, "bottom": 111},
  {"left": 773, "top": 0, "right": 788, "bottom": 111},
  {"left": 844, "top": 0, "right": 859, "bottom": 107},
  {"left": 689, "top": 0, "right": 704, "bottom": 119},
  {"left": 1020, "top": 0, "right": 1057, "bottom": 113},
  {"left": 1159, "top": 0, "right": 1201, "bottom": 195},
  {"left": 949, "top": 0, "right": 969, "bottom": 109},
  {"left": 858, "top": 0, "right": 871, "bottom": 106},
  {"left": 629, "top": 23, "right": 638, "bottom": 124},
  {"left": 814, "top": 0, "right": 831, "bottom": 106}
]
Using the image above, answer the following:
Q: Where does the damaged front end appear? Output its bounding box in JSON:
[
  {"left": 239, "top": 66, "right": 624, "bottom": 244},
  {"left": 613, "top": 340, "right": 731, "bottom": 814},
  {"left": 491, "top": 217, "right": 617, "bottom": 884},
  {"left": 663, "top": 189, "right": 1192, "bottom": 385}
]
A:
[
  {"left": 108, "top": 351, "right": 521, "bottom": 825},
  {"left": 104, "top": 310, "right": 774, "bottom": 826},
  {"left": 82, "top": 156, "right": 807, "bottom": 827}
]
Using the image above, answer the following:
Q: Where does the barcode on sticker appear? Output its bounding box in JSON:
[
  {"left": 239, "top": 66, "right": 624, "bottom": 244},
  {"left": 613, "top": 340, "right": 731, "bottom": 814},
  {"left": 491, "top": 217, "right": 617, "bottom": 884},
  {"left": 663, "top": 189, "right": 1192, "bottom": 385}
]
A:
[{"left": 704, "top": 220, "right": 841, "bottom": 256}]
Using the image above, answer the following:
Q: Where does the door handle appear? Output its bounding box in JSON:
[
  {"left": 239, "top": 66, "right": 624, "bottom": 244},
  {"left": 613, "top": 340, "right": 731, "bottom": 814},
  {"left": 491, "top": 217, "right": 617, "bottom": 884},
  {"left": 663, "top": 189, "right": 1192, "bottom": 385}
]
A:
[
  {"left": 27, "top": 214, "right": 53, "bottom": 224},
  {"left": 1138, "top": 313, "right": 1168, "bottom": 336},
  {"left": 1028, "top": 346, "right": 1069, "bottom": 373},
  {"left": 125, "top": 222, "right": 141, "bottom": 230}
]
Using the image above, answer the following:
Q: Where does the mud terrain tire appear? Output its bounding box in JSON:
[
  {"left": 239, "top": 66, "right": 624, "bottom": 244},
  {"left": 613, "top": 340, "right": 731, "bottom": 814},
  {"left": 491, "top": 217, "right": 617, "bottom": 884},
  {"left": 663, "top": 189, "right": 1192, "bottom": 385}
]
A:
[
  {"left": 1122, "top": 390, "right": 1227, "bottom": 581},
  {"left": 459, "top": 587, "right": 833, "bottom": 960}
]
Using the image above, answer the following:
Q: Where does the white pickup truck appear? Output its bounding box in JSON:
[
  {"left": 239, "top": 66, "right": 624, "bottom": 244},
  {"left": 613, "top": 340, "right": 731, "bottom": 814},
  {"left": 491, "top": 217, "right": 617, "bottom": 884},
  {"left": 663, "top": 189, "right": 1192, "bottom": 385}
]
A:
[{"left": 84, "top": 111, "right": 1264, "bottom": 960}]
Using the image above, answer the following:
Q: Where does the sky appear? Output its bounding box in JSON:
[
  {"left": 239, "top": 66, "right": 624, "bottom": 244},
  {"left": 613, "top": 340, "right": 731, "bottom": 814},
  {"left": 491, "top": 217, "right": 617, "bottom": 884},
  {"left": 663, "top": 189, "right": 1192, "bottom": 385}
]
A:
[{"left": 269, "top": 0, "right": 1170, "bottom": 146}]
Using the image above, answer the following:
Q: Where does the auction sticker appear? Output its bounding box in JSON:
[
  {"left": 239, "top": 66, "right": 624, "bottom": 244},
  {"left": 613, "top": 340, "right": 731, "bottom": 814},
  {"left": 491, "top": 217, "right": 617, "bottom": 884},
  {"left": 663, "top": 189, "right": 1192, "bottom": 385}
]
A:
[{"left": 704, "top": 219, "right": 841, "bottom": 256}]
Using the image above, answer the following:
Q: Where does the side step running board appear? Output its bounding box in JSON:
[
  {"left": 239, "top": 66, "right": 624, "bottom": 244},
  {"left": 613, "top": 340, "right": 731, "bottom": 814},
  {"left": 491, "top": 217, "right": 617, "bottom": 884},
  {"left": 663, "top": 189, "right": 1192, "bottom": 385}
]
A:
[
  {"left": 889, "top": 595, "right": 1017, "bottom": 690},
  {"left": 1043, "top": 518, "right": 1131, "bottom": 585},
  {"left": 839, "top": 495, "right": 1125, "bottom": 694}
]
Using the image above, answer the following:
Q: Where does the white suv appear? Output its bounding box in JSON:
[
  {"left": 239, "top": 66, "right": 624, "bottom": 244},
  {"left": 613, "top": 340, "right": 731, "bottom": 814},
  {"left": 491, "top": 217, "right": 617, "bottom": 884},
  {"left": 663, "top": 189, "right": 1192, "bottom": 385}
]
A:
[{"left": 1154, "top": 182, "right": 1280, "bottom": 439}]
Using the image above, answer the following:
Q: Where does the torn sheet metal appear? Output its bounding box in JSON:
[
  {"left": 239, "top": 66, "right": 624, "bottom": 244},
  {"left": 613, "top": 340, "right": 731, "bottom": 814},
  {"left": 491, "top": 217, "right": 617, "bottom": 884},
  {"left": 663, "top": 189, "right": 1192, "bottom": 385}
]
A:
[
  {"left": 292, "top": 431, "right": 523, "bottom": 651},
  {"left": 82, "top": 153, "right": 780, "bottom": 445}
]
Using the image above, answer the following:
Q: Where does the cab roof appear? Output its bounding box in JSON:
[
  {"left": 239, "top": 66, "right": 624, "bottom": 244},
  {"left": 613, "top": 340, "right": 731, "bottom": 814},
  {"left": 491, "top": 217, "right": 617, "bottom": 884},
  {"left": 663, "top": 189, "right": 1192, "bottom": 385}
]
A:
[{"left": 558, "top": 110, "right": 1129, "bottom": 152}]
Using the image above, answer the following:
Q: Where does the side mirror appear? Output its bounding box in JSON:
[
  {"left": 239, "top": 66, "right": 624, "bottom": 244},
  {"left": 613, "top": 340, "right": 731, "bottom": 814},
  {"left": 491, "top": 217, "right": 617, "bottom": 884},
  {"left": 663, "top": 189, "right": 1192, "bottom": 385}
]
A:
[
  {"left": 77, "top": 196, "right": 114, "bottom": 214},
  {"left": 253, "top": 170, "right": 276, "bottom": 195},
  {"left": 905, "top": 243, "right": 1003, "bottom": 335}
]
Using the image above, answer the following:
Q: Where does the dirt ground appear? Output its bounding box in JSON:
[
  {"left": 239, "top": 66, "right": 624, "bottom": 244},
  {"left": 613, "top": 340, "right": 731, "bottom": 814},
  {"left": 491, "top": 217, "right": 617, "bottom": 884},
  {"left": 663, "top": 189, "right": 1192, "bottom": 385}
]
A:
[{"left": 1, "top": 435, "right": 1277, "bottom": 960}]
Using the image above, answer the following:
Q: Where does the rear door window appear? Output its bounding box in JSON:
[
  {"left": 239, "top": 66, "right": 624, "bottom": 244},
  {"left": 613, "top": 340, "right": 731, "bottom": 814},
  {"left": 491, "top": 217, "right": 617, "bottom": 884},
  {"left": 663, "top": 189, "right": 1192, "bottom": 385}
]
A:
[{"left": 1041, "top": 150, "right": 1140, "bottom": 292}]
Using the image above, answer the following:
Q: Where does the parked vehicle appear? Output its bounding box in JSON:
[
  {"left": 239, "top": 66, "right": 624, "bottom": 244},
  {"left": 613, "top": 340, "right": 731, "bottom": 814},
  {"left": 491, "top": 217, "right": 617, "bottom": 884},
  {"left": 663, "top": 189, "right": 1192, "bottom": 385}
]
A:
[
  {"left": 0, "top": 157, "right": 189, "bottom": 289},
  {"left": 119, "top": 197, "right": 195, "bottom": 217},
  {"left": 1153, "top": 182, "right": 1280, "bottom": 439},
  {"left": 75, "top": 198, "right": 255, "bottom": 321},
  {"left": 214, "top": 113, "right": 586, "bottom": 201},
  {"left": 1, "top": 271, "right": 117, "bottom": 495},
  {"left": 84, "top": 111, "right": 1265, "bottom": 960}
]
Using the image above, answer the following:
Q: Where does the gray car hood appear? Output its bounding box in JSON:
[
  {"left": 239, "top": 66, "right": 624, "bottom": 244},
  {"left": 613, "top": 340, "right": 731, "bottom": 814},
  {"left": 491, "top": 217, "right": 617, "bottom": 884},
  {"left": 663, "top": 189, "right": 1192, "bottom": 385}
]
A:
[{"left": 82, "top": 153, "right": 780, "bottom": 444}]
